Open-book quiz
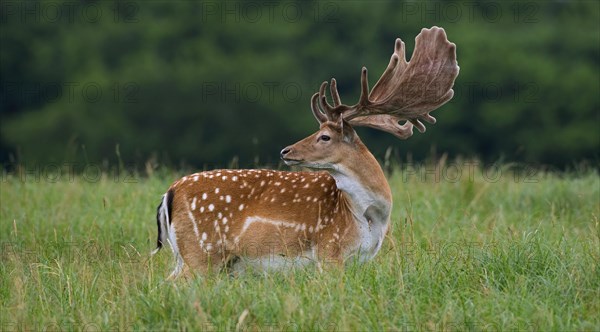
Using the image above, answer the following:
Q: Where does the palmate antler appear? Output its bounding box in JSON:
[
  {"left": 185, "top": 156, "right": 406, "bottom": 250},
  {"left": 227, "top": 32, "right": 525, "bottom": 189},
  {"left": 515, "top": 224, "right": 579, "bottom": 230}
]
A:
[{"left": 311, "top": 26, "right": 460, "bottom": 139}]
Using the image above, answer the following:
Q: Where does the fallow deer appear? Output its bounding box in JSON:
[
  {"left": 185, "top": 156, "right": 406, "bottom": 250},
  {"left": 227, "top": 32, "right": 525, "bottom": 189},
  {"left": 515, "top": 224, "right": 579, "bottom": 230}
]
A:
[{"left": 153, "top": 27, "right": 459, "bottom": 278}]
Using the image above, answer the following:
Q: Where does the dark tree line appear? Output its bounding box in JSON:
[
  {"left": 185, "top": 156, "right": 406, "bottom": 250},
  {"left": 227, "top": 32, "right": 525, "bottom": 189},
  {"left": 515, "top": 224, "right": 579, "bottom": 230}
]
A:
[{"left": 1, "top": 0, "right": 598, "bottom": 169}]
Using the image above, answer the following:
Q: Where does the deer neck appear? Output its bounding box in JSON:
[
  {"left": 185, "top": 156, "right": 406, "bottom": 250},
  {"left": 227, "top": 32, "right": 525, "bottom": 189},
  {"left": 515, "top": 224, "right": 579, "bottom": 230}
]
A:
[{"left": 329, "top": 143, "right": 392, "bottom": 226}]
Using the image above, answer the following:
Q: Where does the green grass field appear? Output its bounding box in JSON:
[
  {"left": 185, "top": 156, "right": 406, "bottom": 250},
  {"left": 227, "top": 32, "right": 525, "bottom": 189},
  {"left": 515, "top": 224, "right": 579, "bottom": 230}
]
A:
[{"left": 1, "top": 164, "right": 598, "bottom": 331}]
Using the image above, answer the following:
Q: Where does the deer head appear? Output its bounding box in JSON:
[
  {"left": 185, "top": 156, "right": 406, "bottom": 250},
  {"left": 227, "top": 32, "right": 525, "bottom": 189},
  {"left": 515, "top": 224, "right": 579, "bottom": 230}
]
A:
[
  {"left": 282, "top": 26, "right": 459, "bottom": 165},
  {"left": 280, "top": 120, "right": 359, "bottom": 170}
]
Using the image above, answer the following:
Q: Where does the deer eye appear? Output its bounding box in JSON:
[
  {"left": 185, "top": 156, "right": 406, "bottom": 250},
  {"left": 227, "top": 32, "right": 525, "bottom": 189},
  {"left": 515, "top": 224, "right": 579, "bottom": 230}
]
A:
[{"left": 319, "top": 134, "right": 331, "bottom": 142}]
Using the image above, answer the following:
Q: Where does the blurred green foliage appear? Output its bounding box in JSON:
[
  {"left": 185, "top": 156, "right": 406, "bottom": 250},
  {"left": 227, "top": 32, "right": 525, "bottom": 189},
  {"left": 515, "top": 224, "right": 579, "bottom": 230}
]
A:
[{"left": 1, "top": 0, "right": 598, "bottom": 169}]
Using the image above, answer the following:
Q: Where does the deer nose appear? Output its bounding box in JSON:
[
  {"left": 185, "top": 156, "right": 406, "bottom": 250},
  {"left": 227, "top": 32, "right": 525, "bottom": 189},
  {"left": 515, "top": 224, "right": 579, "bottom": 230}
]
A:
[{"left": 280, "top": 147, "right": 292, "bottom": 159}]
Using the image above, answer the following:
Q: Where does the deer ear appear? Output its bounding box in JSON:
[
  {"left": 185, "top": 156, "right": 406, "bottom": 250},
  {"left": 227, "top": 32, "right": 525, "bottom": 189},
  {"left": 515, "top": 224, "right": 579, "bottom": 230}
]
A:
[{"left": 341, "top": 119, "right": 356, "bottom": 143}]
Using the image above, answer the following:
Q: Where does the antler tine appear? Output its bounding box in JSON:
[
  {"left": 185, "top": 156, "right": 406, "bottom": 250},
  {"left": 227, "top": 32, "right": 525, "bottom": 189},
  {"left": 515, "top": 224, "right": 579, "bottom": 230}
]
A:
[
  {"left": 329, "top": 78, "right": 341, "bottom": 107},
  {"left": 369, "top": 38, "right": 405, "bottom": 101},
  {"left": 408, "top": 118, "right": 426, "bottom": 133},
  {"left": 318, "top": 81, "right": 339, "bottom": 120},
  {"left": 358, "top": 67, "right": 370, "bottom": 106},
  {"left": 335, "top": 67, "right": 374, "bottom": 121},
  {"left": 350, "top": 115, "right": 415, "bottom": 139},
  {"left": 310, "top": 92, "right": 327, "bottom": 123}
]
